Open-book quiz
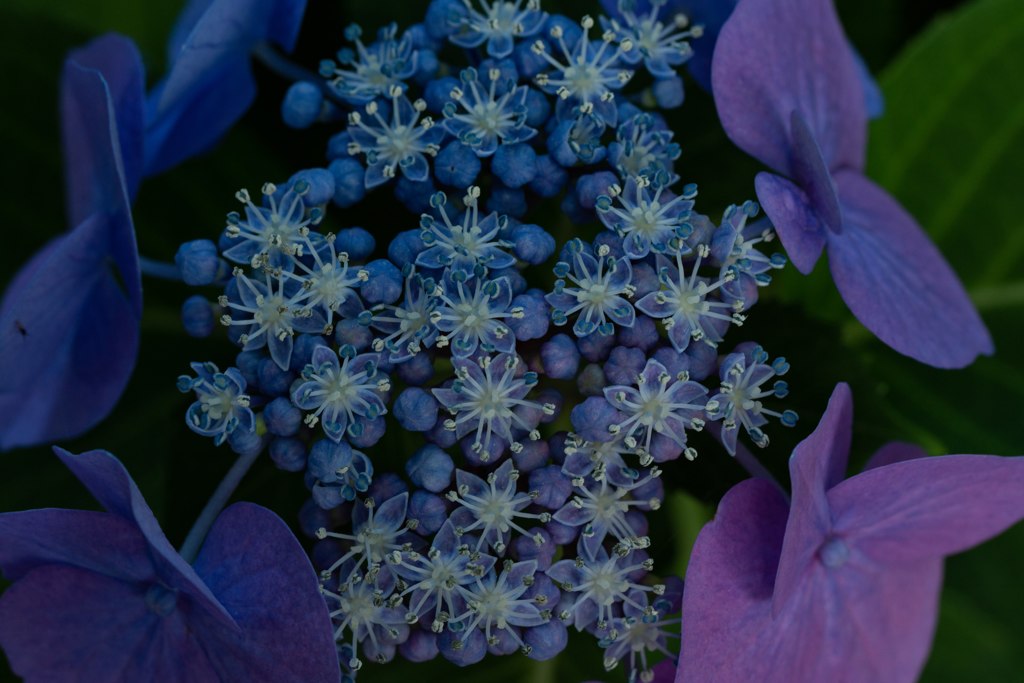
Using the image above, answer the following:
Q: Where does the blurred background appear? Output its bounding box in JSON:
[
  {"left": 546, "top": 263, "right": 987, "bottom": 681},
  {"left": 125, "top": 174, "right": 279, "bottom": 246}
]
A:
[{"left": 1, "top": 0, "right": 1021, "bottom": 680}]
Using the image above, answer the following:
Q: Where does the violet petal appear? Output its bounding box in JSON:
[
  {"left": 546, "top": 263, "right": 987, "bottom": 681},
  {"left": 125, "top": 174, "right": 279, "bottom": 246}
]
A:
[{"left": 829, "top": 171, "right": 993, "bottom": 368}]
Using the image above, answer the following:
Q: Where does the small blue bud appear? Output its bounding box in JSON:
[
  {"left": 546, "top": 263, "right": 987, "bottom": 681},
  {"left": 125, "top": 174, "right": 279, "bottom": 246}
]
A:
[
  {"left": 257, "top": 358, "right": 294, "bottom": 397},
  {"left": 360, "top": 259, "right": 403, "bottom": 305},
  {"left": 433, "top": 141, "right": 481, "bottom": 188},
  {"left": 282, "top": 82, "right": 324, "bottom": 129},
  {"left": 263, "top": 397, "right": 302, "bottom": 437},
  {"left": 174, "top": 239, "right": 221, "bottom": 286},
  {"left": 408, "top": 490, "right": 448, "bottom": 536},
  {"left": 269, "top": 437, "right": 307, "bottom": 472},
  {"left": 335, "top": 227, "right": 375, "bottom": 261},
  {"left": 328, "top": 157, "right": 366, "bottom": 208},
  {"left": 180, "top": 295, "right": 214, "bottom": 338},
  {"left": 492, "top": 143, "right": 537, "bottom": 188},
  {"left": 528, "top": 154, "right": 568, "bottom": 198},
  {"left": 393, "top": 388, "right": 439, "bottom": 432},
  {"left": 652, "top": 75, "right": 685, "bottom": 109},
  {"left": 405, "top": 444, "right": 454, "bottom": 493}
]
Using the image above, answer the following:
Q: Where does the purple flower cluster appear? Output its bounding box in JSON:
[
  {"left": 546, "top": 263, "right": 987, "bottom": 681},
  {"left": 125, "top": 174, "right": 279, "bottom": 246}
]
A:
[{"left": 168, "top": 1, "right": 801, "bottom": 678}]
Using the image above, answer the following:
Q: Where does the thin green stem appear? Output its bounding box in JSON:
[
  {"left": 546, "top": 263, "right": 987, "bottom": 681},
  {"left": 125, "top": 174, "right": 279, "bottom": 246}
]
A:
[{"left": 179, "top": 448, "right": 261, "bottom": 563}]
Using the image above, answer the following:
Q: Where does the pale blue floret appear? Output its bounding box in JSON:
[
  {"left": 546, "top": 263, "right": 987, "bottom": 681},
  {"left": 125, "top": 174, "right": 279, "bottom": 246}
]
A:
[
  {"left": 291, "top": 344, "right": 391, "bottom": 442},
  {"left": 553, "top": 467, "right": 662, "bottom": 551},
  {"left": 176, "top": 362, "right": 254, "bottom": 446},
  {"left": 445, "top": 459, "right": 552, "bottom": 551},
  {"left": 546, "top": 240, "right": 635, "bottom": 337},
  {"left": 607, "top": 112, "right": 681, "bottom": 181},
  {"left": 603, "top": 358, "right": 708, "bottom": 456},
  {"left": 442, "top": 67, "right": 538, "bottom": 155},
  {"left": 430, "top": 274, "right": 524, "bottom": 357},
  {"left": 433, "top": 354, "right": 554, "bottom": 457},
  {"left": 449, "top": 0, "right": 547, "bottom": 58},
  {"left": 710, "top": 201, "right": 787, "bottom": 295},
  {"left": 598, "top": 588, "right": 680, "bottom": 678},
  {"left": 561, "top": 434, "right": 642, "bottom": 484},
  {"left": 321, "top": 561, "right": 409, "bottom": 669},
  {"left": 546, "top": 539, "right": 662, "bottom": 630},
  {"left": 218, "top": 268, "right": 327, "bottom": 370},
  {"left": 449, "top": 559, "right": 548, "bottom": 653},
  {"left": 596, "top": 175, "right": 695, "bottom": 259},
  {"left": 223, "top": 182, "right": 322, "bottom": 270},
  {"left": 705, "top": 346, "right": 798, "bottom": 455},
  {"left": 316, "top": 493, "right": 411, "bottom": 580},
  {"left": 417, "top": 186, "right": 516, "bottom": 272},
  {"left": 284, "top": 230, "right": 369, "bottom": 333},
  {"left": 602, "top": 0, "right": 703, "bottom": 79},
  {"left": 635, "top": 244, "right": 745, "bottom": 352},
  {"left": 325, "top": 23, "right": 419, "bottom": 104},
  {"left": 532, "top": 15, "right": 634, "bottom": 125},
  {"left": 368, "top": 270, "right": 439, "bottom": 363},
  {"left": 346, "top": 87, "right": 446, "bottom": 188},
  {"left": 392, "top": 521, "right": 496, "bottom": 632}
]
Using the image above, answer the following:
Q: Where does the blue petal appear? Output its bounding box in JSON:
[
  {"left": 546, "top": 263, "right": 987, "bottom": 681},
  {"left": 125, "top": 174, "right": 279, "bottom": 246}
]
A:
[
  {"left": 145, "top": 0, "right": 309, "bottom": 175},
  {"left": 190, "top": 503, "right": 339, "bottom": 681}
]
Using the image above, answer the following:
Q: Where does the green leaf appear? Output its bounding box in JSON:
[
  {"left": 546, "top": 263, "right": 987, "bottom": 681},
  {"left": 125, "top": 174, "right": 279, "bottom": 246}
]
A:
[
  {"left": 5, "top": 0, "right": 179, "bottom": 68},
  {"left": 837, "top": 0, "right": 1024, "bottom": 678}
]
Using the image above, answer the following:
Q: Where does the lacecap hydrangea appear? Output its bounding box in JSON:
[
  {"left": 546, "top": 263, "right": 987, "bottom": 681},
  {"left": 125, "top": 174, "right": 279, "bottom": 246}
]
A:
[{"left": 172, "top": 1, "right": 798, "bottom": 679}]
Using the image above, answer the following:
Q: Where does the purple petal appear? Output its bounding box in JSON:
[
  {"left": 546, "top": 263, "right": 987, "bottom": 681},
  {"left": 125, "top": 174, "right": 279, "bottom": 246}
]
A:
[
  {"left": 681, "top": 478, "right": 789, "bottom": 681},
  {"left": 682, "top": 476, "right": 946, "bottom": 683},
  {"left": 829, "top": 454, "right": 1024, "bottom": 565},
  {"left": 789, "top": 112, "right": 841, "bottom": 232},
  {"left": 754, "top": 171, "right": 826, "bottom": 274},
  {"left": 0, "top": 564, "right": 218, "bottom": 683},
  {"left": 0, "top": 215, "right": 139, "bottom": 449},
  {"left": 772, "top": 382, "right": 852, "bottom": 615},
  {"left": 0, "top": 41, "right": 144, "bottom": 450},
  {"left": 828, "top": 171, "right": 992, "bottom": 368},
  {"left": 52, "top": 448, "right": 237, "bottom": 630},
  {"left": 64, "top": 34, "right": 145, "bottom": 207},
  {"left": 146, "top": 0, "right": 308, "bottom": 175},
  {"left": 711, "top": 0, "right": 865, "bottom": 174},
  {"left": 190, "top": 503, "right": 340, "bottom": 681},
  {"left": 0, "top": 510, "right": 151, "bottom": 582}
]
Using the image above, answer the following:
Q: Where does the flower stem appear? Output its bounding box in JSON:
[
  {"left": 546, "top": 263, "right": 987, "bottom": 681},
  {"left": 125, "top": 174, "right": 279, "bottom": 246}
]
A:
[
  {"left": 138, "top": 255, "right": 181, "bottom": 281},
  {"left": 179, "top": 448, "right": 261, "bottom": 563},
  {"left": 251, "top": 42, "right": 346, "bottom": 106}
]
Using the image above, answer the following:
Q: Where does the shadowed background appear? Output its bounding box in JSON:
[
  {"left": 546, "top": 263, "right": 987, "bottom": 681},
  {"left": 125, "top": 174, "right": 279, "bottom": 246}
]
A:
[{"left": 1, "top": 0, "right": 1021, "bottom": 680}]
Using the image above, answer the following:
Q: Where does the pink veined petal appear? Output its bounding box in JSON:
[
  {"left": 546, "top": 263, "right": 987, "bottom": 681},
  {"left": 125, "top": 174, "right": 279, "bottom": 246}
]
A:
[
  {"left": 190, "top": 503, "right": 340, "bottom": 682},
  {"left": 821, "top": 550, "right": 944, "bottom": 683},
  {"left": 0, "top": 217, "right": 139, "bottom": 449},
  {"left": 0, "top": 509, "right": 152, "bottom": 582},
  {"left": 772, "top": 382, "right": 853, "bottom": 616},
  {"left": 0, "top": 564, "right": 219, "bottom": 683},
  {"left": 753, "top": 172, "right": 826, "bottom": 274},
  {"left": 829, "top": 454, "right": 1024, "bottom": 565},
  {"left": 681, "top": 466, "right": 947, "bottom": 683},
  {"left": 52, "top": 448, "right": 238, "bottom": 632},
  {"left": 829, "top": 171, "right": 993, "bottom": 368},
  {"left": 711, "top": 0, "right": 866, "bottom": 176},
  {"left": 63, "top": 34, "right": 145, "bottom": 206},
  {"left": 680, "top": 478, "right": 790, "bottom": 682}
]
